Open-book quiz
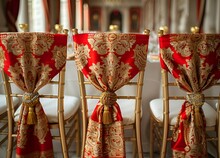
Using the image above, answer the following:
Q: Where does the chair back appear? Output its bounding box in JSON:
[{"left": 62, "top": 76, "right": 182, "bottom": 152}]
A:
[
  {"left": 159, "top": 29, "right": 220, "bottom": 157},
  {"left": 73, "top": 30, "right": 150, "bottom": 157}
]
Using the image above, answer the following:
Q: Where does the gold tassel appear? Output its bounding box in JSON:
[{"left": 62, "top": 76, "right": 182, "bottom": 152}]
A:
[
  {"left": 102, "top": 105, "right": 113, "bottom": 125},
  {"left": 27, "top": 106, "right": 37, "bottom": 125},
  {"left": 194, "top": 107, "right": 203, "bottom": 127},
  {"left": 23, "top": 92, "right": 39, "bottom": 125}
]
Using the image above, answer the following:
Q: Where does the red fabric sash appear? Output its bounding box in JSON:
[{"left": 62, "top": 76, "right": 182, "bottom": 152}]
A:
[
  {"left": 73, "top": 32, "right": 149, "bottom": 158},
  {"left": 0, "top": 32, "right": 67, "bottom": 157}
]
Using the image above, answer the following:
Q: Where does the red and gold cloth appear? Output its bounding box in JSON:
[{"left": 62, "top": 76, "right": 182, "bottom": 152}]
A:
[
  {"left": 159, "top": 34, "right": 220, "bottom": 157},
  {"left": 73, "top": 33, "right": 149, "bottom": 158},
  {"left": 0, "top": 32, "right": 67, "bottom": 158}
]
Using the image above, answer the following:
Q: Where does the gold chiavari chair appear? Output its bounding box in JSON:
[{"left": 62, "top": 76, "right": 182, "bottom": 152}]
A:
[
  {"left": 1, "top": 24, "right": 81, "bottom": 158},
  {"left": 71, "top": 28, "right": 150, "bottom": 158},
  {"left": 149, "top": 27, "right": 220, "bottom": 158}
]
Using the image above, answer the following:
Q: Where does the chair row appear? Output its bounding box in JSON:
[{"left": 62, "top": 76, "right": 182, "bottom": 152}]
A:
[{"left": 0, "top": 27, "right": 220, "bottom": 158}]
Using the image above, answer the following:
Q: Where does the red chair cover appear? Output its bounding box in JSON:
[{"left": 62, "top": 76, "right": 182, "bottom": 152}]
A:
[
  {"left": 159, "top": 34, "right": 220, "bottom": 157},
  {"left": 73, "top": 33, "right": 149, "bottom": 158},
  {"left": 0, "top": 32, "right": 67, "bottom": 157}
]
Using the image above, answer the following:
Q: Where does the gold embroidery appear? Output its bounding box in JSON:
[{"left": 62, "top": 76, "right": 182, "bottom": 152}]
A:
[
  {"left": 1, "top": 33, "right": 54, "bottom": 56},
  {"left": 74, "top": 44, "right": 90, "bottom": 71},
  {"left": 0, "top": 47, "right": 4, "bottom": 69},
  {"left": 133, "top": 44, "right": 147, "bottom": 70},
  {"left": 88, "top": 33, "right": 136, "bottom": 55},
  {"left": 170, "top": 34, "right": 220, "bottom": 57},
  {"left": 88, "top": 53, "right": 131, "bottom": 91},
  {"left": 52, "top": 46, "right": 67, "bottom": 70},
  {"left": 84, "top": 119, "right": 125, "bottom": 157},
  {"left": 34, "top": 102, "right": 50, "bottom": 144},
  {"left": 160, "top": 48, "right": 174, "bottom": 71}
]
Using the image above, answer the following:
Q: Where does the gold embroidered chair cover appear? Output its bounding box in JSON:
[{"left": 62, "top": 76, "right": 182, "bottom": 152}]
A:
[
  {"left": 0, "top": 32, "right": 67, "bottom": 157},
  {"left": 159, "top": 34, "right": 220, "bottom": 157},
  {"left": 73, "top": 32, "right": 149, "bottom": 158}
]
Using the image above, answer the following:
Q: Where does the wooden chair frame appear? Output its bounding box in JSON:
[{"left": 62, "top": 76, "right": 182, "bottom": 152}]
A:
[
  {"left": 1, "top": 65, "right": 81, "bottom": 158},
  {"left": 77, "top": 69, "right": 145, "bottom": 158}
]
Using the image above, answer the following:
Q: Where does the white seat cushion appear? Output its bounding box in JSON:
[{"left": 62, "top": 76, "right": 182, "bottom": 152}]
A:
[
  {"left": 0, "top": 95, "right": 20, "bottom": 115},
  {"left": 14, "top": 96, "right": 80, "bottom": 123},
  {"left": 87, "top": 99, "right": 138, "bottom": 125},
  {"left": 150, "top": 98, "right": 217, "bottom": 126}
]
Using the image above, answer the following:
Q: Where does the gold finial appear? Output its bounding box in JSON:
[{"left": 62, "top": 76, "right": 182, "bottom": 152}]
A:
[
  {"left": 158, "top": 29, "right": 164, "bottom": 37},
  {"left": 63, "top": 29, "right": 69, "bottom": 35},
  {"left": 191, "top": 26, "right": 199, "bottom": 33},
  {"left": 54, "top": 24, "right": 63, "bottom": 33},
  {"left": 144, "top": 29, "right": 150, "bottom": 35},
  {"left": 72, "top": 28, "right": 78, "bottom": 35},
  {"left": 159, "top": 26, "right": 168, "bottom": 34},
  {"left": 19, "top": 23, "right": 28, "bottom": 32},
  {"left": 109, "top": 25, "right": 119, "bottom": 32}
]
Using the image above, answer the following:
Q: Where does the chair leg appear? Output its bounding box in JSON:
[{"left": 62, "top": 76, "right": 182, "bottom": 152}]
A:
[
  {"left": 59, "top": 118, "right": 69, "bottom": 158},
  {"left": 136, "top": 119, "right": 143, "bottom": 158},
  {"left": 218, "top": 111, "right": 220, "bottom": 158},
  {"left": 6, "top": 115, "right": 13, "bottom": 158},
  {"left": 132, "top": 129, "right": 137, "bottom": 158},
  {"left": 75, "top": 112, "right": 81, "bottom": 157},
  {"left": 160, "top": 122, "right": 168, "bottom": 158},
  {"left": 149, "top": 116, "right": 154, "bottom": 158}
]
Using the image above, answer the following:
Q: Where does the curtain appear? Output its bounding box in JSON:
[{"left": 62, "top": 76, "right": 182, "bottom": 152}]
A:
[
  {"left": 42, "top": 0, "right": 60, "bottom": 32},
  {"left": 73, "top": 32, "right": 149, "bottom": 158},
  {"left": 159, "top": 34, "right": 220, "bottom": 157},
  {"left": 0, "top": 32, "right": 67, "bottom": 157},
  {"left": 5, "top": 0, "right": 20, "bottom": 32}
]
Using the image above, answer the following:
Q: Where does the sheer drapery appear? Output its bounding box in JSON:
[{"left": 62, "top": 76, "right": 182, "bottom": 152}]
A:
[
  {"left": 0, "top": 32, "right": 67, "bottom": 157},
  {"left": 73, "top": 33, "right": 149, "bottom": 158},
  {"left": 159, "top": 34, "right": 220, "bottom": 157}
]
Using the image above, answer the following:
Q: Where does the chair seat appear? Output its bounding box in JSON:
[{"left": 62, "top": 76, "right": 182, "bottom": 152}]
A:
[
  {"left": 14, "top": 96, "right": 80, "bottom": 123},
  {"left": 0, "top": 95, "right": 20, "bottom": 115},
  {"left": 87, "top": 99, "right": 139, "bottom": 125},
  {"left": 150, "top": 98, "right": 217, "bottom": 126}
]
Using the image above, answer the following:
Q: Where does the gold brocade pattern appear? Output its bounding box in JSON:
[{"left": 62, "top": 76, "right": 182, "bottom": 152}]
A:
[
  {"left": 88, "top": 33, "right": 136, "bottom": 55},
  {"left": 0, "top": 32, "right": 67, "bottom": 157},
  {"left": 84, "top": 119, "right": 125, "bottom": 158},
  {"left": 88, "top": 52, "right": 132, "bottom": 91},
  {"left": 74, "top": 33, "right": 149, "bottom": 157},
  {"left": 134, "top": 44, "right": 147, "bottom": 70},
  {"left": 1, "top": 33, "right": 54, "bottom": 56},
  {"left": 160, "top": 34, "right": 220, "bottom": 157},
  {"left": 170, "top": 34, "right": 220, "bottom": 57},
  {"left": 34, "top": 102, "right": 50, "bottom": 144},
  {"left": 0, "top": 47, "right": 4, "bottom": 69},
  {"left": 52, "top": 46, "right": 67, "bottom": 69},
  {"left": 74, "top": 44, "right": 90, "bottom": 71}
]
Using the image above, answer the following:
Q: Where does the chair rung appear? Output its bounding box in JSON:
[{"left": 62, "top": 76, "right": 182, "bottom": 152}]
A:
[{"left": 206, "top": 137, "right": 218, "bottom": 141}]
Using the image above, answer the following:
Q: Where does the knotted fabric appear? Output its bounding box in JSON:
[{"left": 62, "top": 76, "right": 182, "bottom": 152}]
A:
[
  {"left": 100, "top": 91, "right": 117, "bottom": 124},
  {"left": 0, "top": 32, "right": 67, "bottom": 157},
  {"left": 22, "top": 92, "right": 40, "bottom": 125},
  {"left": 73, "top": 32, "right": 149, "bottom": 158},
  {"left": 159, "top": 34, "right": 220, "bottom": 157}
]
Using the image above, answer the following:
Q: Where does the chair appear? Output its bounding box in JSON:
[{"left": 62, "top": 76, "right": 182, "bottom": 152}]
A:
[
  {"left": 0, "top": 31, "right": 80, "bottom": 158},
  {"left": 0, "top": 74, "right": 20, "bottom": 152},
  {"left": 71, "top": 29, "right": 150, "bottom": 158},
  {"left": 149, "top": 28, "right": 220, "bottom": 158}
]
